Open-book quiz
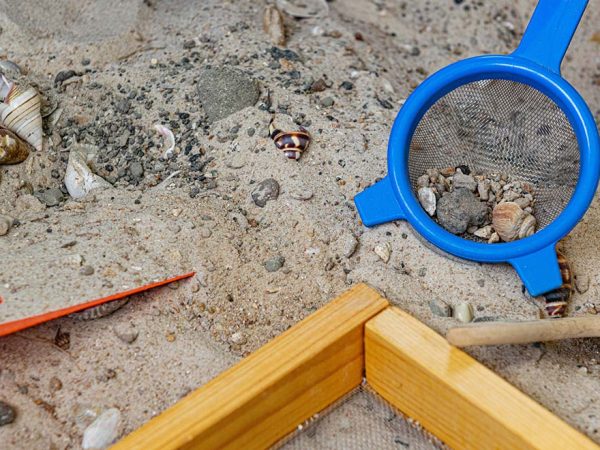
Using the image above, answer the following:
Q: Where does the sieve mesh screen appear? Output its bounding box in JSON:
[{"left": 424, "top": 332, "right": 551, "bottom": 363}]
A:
[
  {"left": 275, "top": 385, "right": 447, "bottom": 450},
  {"left": 408, "top": 79, "right": 579, "bottom": 230}
]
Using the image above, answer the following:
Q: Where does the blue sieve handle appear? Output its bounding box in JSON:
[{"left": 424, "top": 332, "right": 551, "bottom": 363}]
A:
[
  {"left": 509, "top": 245, "right": 563, "bottom": 297},
  {"left": 512, "top": 0, "right": 588, "bottom": 73},
  {"left": 354, "top": 177, "right": 406, "bottom": 226}
]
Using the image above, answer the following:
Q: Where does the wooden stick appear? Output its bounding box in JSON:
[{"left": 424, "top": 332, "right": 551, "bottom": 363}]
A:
[
  {"left": 112, "top": 283, "right": 388, "bottom": 450},
  {"left": 446, "top": 316, "right": 600, "bottom": 347},
  {"left": 365, "top": 307, "right": 598, "bottom": 450}
]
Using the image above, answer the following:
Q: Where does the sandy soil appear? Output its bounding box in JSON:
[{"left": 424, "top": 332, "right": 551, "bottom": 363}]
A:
[{"left": 0, "top": 0, "right": 599, "bottom": 448}]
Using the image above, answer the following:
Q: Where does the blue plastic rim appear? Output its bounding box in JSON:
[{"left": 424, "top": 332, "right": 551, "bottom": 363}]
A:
[{"left": 354, "top": 0, "right": 600, "bottom": 296}]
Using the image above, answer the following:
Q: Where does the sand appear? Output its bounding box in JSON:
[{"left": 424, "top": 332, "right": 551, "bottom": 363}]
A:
[{"left": 0, "top": 0, "right": 599, "bottom": 448}]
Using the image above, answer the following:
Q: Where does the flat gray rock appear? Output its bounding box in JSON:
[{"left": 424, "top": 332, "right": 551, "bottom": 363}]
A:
[{"left": 197, "top": 67, "right": 260, "bottom": 123}]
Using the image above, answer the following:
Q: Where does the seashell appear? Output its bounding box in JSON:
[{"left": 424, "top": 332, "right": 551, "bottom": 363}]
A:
[
  {"left": 154, "top": 124, "right": 175, "bottom": 159},
  {"left": 542, "top": 250, "right": 573, "bottom": 318},
  {"left": 374, "top": 242, "right": 391, "bottom": 263},
  {"left": 491, "top": 202, "right": 536, "bottom": 242},
  {"left": 276, "top": 0, "right": 329, "bottom": 18},
  {"left": 263, "top": 5, "right": 286, "bottom": 46},
  {"left": 0, "top": 76, "right": 43, "bottom": 151},
  {"left": 64, "top": 146, "right": 112, "bottom": 199},
  {"left": 518, "top": 213, "right": 536, "bottom": 239},
  {"left": 269, "top": 119, "right": 310, "bottom": 160},
  {"left": 0, "top": 126, "right": 30, "bottom": 164}
]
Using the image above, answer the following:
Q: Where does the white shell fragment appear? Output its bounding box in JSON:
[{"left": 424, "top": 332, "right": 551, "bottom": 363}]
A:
[
  {"left": 64, "top": 146, "right": 111, "bottom": 200},
  {"left": 374, "top": 242, "right": 391, "bottom": 263},
  {"left": 276, "top": 0, "right": 329, "bottom": 18},
  {"left": 154, "top": 124, "right": 175, "bottom": 159},
  {"left": 82, "top": 408, "right": 121, "bottom": 450},
  {"left": 0, "top": 76, "right": 43, "bottom": 151},
  {"left": 263, "top": 5, "right": 286, "bottom": 46},
  {"left": 417, "top": 187, "right": 436, "bottom": 216}
]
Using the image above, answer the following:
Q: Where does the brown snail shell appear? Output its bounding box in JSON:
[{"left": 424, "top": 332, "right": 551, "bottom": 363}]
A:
[
  {"left": 0, "top": 126, "right": 30, "bottom": 164},
  {"left": 269, "top": 118, "right": 310, "bottom": 160},
  {"left": 492, "top": 202, "right": 537, "bottom": 242}
]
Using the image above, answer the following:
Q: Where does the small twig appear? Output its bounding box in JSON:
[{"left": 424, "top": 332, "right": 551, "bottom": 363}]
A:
[{"left": 118, "top": 45, "right": 166, "bottom": 61}]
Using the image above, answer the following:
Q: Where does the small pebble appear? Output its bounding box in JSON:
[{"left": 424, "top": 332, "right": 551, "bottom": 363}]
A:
[
  {"left": 374, "top": 242, "right": 391, "bottom": 263},
  {"left": 320, "top": 97, "right": 335, "bottom": 107},
  {"left": 0, "top": 215, "right": 11, "bottom": 236},
  {"left": 230, "top": 331, "right": 247, "bottom": 345},
  {"left": 417, "top": 187, "right": 436, "bottom": 216},
  {"left": 80, "top": 265, "right": 95, "bottom": 276},
  {"left": 429, "top": 299, "right": 452, "bottom": 317},
  {"left": 0, "top": 401, "right": 15, "bottom": 426},
  {"left": 264, "top": 256, "right": 285, "bottom": 272},
  {"left": 252, "top": 178, "right": 280, "bottom": 207},
  {"left": 453, "top": 302, "right": 474, "bottom": 323},
  {"left": 49, "top": 377, "right": 63, "bottom": 392},
  {"left": 452, "top": 172, "right": 477, "bottom": 192},
  {"left": 82, "top": 408, "right": 121, "bottom": 449},
  {"left": 113, "top": 323, "right": 139, "bottom": 344},
  {"left": 290, "top": 190, "right": 314, "bottom": 200},
  {"left": 336, "top": 232, "right": 358, "bottom": 258},
  {"left": 576, "top": 275, "right": 590, "bottom": 294},
  {"left": 35, "top": 188, "right": 64, "bottom": 207}
]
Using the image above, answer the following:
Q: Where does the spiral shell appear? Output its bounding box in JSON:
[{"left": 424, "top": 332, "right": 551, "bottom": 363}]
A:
[
  {"left": 269, "top": 119, "right": 310, "bottom": 160},
  {"left": 492, "top": 202, "right": 537, "bottom": 242},
  {"left": 0, "top": 127, "right": 30, "bottom": 164},
  {"left": 0, "top": 76, "right": 43, "bottom": 151},
  {"left": 542, "top": 250, "right": 573, "bottom": 318}
]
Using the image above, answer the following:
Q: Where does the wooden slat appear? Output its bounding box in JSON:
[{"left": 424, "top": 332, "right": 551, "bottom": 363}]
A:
[
  {"left": 113, "top": 283, "right": 388, "bottom": 450},
  {"left": 365, "top": 307, "right": 598, "bottom": 450}
]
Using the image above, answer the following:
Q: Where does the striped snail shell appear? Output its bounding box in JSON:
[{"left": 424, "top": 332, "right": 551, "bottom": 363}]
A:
[
  {"left": 542, "top": 250, "right": 573, "bottom": 318},
  {"left": 0, "top": 76, "right": 43, "bottom": 151},
  {"left": 269, "top": 119, "right": 310, "bottom": 160},
  {"left": 0, "top": 126, "right": 30, "bottom": 164}
]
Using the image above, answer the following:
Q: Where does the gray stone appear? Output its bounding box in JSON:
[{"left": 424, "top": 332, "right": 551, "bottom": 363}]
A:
[
  {"left": 417, "top": 174, "right": 430, "bottom": 188},
  {"left": 477, "top": 180, "right": 490, "bottom": 201},
  {"left": 320, "top": 97, "right": 335, "bottom": 107},
  {"left": 0, "top": 401, "right": 15, "bottom": 426},
  {"left": 417, "top": 187, "right": 436, "bottom": 216},
  {"left": 35, "top": 188, "right": 64, "bottom": 207},
  {"left": 264, "top": 256, "right": 285, "bottom": 272},
  {"left": 252, "top": 178, "right": 280, "bottom": 207},
  {"left": 197, "top": 68, "right": 260, "bottom": 123},
  {"left": 80, "top": 265, "right": 95, "bottom": 276},
  {"left": 113, "top": 323, "right": 139, "bottom": 344},
  {"left": 436, "top": 188, "right": 488, "bottom": 234},
  {"left": 452, "top": 172, "right": 477, "bottom": 192},
  {"left": 130, "top": 161, "right": 144, "bottom": 179},
  {"left": 82, "top": 408, "right": 121, "bottom": 449},
  {"left": 429, "top": 299, "right": 452, "bottom": 317},
  {"left": 335, "top": 232, "right": 358, "bottom": 258}
]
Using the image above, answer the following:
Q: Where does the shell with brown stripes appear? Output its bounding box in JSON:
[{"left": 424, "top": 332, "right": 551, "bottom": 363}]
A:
[
  {"left": 0, "top": 126, "right": 30, "bottom": 164},
  {"left": 269, "top": 119, "right": 310, "bottom": 160},
  {"left": 542, "top": 250, "right": 573, "bottom": 318},
  {"left": 0, "top": 76, "right": 43, "bottom": 151}
]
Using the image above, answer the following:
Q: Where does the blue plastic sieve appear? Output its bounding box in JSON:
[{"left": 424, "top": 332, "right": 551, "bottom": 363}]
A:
[{"left": 354, "top": 0, "right": 600, "bottom": 296}]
